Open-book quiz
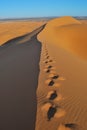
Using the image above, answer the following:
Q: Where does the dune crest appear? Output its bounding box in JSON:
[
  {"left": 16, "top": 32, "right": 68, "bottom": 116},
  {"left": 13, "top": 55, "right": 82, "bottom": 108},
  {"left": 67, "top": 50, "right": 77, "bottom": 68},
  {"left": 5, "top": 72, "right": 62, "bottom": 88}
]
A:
[
  {"left": 0, "top": 21, "right": 45, "bottom": 45},
  {"left": 38, "top": 16, "right": 87, "bottom": 60}
]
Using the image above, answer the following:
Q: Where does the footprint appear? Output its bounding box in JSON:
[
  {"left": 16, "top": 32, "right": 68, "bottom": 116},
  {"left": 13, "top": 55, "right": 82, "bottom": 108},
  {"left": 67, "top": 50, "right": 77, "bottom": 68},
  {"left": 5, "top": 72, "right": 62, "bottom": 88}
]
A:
[
  {"left": 58, "top": 123, "right": 79, "bottom": 130},
  {"left": 43, "top": 60, "right": 48, "bottom": 63},
  {"left": 44, "top": 66, "right": 56, "bottom": 71},
  {"left": 48, "top": 65, "right": 52, "bottom": 69},
  {"left": 44, "top": 69, "right": 51, "bottom": 73},
  {"left": 44, "top": 56, "right": 49, "bottom": 60},
  {"left": 49, "top": 74, "right": 59, "bottom": 79},
  {"left": 44, "top": 61, "right": 48, "bottom": 64},
  {"left": 65, "top": 123, "right": 79, "bottom": 129},
  {"left": 47, "top": 56, "right": 50, "bottom": 59},
  {"left": 45, "top": 78, "right": 56, "bottom": 86},
  {"left": 46, "top": 90, "right": 57, "bottom": 100},
  {"left": 52, "top": 75, "right": 59, "bottom": 79},
  {"left": 46, "top": 91, "right": 62, "bottom": 101},
  {"left": 47, "top": 105, "right": 57, "bottom": 121},
  {"left": 41, "top": 103, "right": 65, "bottom": 121},
  {"left": 49, "top": 74, "right": 65, "bottom": 81},
  {"left": 48, "top": 80, "right": 55, "bottom": 86},
  {"left": 46, "top": 69, "right": 51, "bottom": 73},
  {"left": 49, "top": 60, "right": 53, "bottom": 62},
  {"left": 41, "top": 102, "right": 53, "bottom": 118}
]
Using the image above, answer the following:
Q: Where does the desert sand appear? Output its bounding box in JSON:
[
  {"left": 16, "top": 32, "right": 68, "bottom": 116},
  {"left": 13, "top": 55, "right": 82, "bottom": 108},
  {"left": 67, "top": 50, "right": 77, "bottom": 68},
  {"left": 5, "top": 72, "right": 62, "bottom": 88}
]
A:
[
  {"left": 0, "top": 16, "right": 87, "bottom": 130},
  {"left": 36, "top": 16, "right": 87, "bottom": 130},
  {"left": 0, "top": 23, "right": 45, "bottom": 130},
  {"left": 38, "top": 16, "right": 87, "bottom": 60},
  {"left": 80, "top": 20, "right": 87, "bottom": 24},
  {"left": 0, "top": 21, "right": 45, "bottom": 45}
]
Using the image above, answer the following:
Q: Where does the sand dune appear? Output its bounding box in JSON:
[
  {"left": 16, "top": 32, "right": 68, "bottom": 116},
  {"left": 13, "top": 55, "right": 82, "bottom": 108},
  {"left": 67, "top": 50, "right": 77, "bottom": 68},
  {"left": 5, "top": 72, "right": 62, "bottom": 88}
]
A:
[
  {"left": 1, "top": 17, "right": 87, "bottom": 130},
  {"left": 36, "top": 17, "right": 87, "bottom": 130},
  {"left": 38, "top": 16, "right": 87, "bottom": 60},
  {"left": 0, "top": 21, "right": 45, "bottom": 45},
  {"left": 0, "top": 25, "right": 45, "bottom": 130}
]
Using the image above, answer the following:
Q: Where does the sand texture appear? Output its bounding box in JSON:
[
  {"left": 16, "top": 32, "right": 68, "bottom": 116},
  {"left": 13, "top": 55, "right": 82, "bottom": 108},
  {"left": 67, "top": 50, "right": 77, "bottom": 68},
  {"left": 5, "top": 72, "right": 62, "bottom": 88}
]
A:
[
  {"left": 0, "top": 21, "right": 45, "bottom": 45},
  {"left": 38, "top": 16, "right": 87, "bottom": 60},
  {"left": 0, "top": 17, "right": 87, "bottom": 130},
  {"left": 36, "top": 17, "right": 87, "bottom": 130}
]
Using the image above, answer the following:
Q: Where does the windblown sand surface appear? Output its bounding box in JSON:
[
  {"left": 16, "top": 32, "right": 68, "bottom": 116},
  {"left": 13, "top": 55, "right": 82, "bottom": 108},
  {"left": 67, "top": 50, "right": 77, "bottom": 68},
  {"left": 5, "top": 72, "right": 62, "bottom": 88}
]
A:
[
  {"left": 36, "top": 16, "right": 87, "bottom": 130},
  {"left": 38, "top": 16, "right": 87, "bottom": 60},
  {"left": 0, "top": 21, "right": 45, "bottom": 45},
  {"left": 0, "top": 17, "right": 87, "bottom": 130}
]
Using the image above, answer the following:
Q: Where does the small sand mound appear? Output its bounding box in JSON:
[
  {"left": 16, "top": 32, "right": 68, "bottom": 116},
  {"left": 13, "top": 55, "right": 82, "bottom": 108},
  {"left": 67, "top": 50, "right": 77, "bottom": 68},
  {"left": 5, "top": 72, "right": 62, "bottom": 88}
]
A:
[
  {"left": 41, "top": 102, "right": 52, "bottom": 111},
  {"left": 54, "top": 109, "right": 66, "bottom": 118}
]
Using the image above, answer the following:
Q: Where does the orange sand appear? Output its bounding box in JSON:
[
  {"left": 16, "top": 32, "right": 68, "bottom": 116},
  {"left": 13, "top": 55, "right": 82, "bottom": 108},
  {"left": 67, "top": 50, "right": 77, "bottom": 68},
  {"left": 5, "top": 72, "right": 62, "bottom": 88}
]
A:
[
  {"left": 0, "top": 21, "right": 45, "bottom": 45},
  {"left": 80, "top": 20, "right": 87, "bottom": 24},
  {"left": 38, "top": 16, "right": 87, "bottom": 60},
  {"left": 36, "top": 17, "right": 87, "bottom": 130}
]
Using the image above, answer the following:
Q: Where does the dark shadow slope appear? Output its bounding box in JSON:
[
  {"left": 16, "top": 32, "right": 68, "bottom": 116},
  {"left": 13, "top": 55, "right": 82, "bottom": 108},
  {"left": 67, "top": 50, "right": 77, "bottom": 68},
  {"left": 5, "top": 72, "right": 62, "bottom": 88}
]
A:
[{"left": 0, "top": 25, "right": 45, "bottom": 130}]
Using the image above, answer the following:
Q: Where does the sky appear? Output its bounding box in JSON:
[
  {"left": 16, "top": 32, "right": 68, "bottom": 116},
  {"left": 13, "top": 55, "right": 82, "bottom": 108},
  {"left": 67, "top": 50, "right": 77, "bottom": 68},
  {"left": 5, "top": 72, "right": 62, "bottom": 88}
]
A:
[{"left": 0, "top": 0, "right": 87, "bottom": 18}]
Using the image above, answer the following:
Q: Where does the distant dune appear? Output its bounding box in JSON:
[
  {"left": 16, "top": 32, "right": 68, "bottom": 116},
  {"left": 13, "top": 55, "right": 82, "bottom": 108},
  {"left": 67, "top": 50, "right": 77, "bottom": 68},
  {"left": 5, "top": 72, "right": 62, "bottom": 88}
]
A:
[
  {"left": 38, "top": 16, "right": 87, "bottom": 60},
  {"left": 80, "top": 20, "right": 87, "bottom": 24},
  {"left": 0, "top": 21, "right": 45, "bottom": 45}
]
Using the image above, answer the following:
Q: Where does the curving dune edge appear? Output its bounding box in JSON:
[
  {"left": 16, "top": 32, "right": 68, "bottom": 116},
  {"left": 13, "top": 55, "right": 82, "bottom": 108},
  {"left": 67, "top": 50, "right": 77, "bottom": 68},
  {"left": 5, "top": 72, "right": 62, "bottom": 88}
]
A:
[{"left": 36, "top": 16, "right": 87, "bottom": 130}]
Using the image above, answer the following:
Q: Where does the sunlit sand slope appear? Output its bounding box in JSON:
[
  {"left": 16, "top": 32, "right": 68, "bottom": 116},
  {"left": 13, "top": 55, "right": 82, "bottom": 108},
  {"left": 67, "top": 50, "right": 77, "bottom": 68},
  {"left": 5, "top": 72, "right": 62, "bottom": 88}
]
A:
[
  {"left": 36, "top": 17, "right": 87, "bottom": 130},
  {"left": 38, "top": 16, "right": 87, "bottom": 60}
]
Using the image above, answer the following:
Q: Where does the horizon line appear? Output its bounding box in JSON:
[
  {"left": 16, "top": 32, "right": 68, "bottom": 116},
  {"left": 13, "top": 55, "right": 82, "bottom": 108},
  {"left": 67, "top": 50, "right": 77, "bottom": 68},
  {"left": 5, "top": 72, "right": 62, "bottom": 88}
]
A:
[{"left": 0, "top": 16, "right": 87, "bottom": 21}]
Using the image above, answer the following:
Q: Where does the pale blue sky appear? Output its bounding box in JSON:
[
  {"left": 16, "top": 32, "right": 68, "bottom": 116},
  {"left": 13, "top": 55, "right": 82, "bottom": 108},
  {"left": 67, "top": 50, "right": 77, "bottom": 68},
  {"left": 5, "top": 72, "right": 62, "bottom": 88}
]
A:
[{"left": 0, "top": 0, "right": 87, "bottom": 18}]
